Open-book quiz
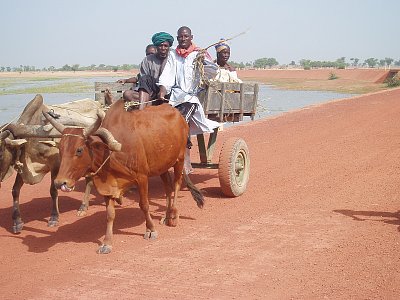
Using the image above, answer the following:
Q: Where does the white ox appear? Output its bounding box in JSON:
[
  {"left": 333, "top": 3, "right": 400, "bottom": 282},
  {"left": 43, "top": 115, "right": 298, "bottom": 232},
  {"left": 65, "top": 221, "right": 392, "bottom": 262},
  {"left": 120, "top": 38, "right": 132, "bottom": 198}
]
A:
[{"left": 0, "top": 94, "right": 104, "bottom": 233}]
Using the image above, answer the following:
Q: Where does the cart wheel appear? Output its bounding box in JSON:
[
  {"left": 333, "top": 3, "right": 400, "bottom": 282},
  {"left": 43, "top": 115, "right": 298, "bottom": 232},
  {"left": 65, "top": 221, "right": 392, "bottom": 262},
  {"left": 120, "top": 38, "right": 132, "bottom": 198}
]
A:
[{"left": 218, "top": 137, "right": 250, "bottom": 197}]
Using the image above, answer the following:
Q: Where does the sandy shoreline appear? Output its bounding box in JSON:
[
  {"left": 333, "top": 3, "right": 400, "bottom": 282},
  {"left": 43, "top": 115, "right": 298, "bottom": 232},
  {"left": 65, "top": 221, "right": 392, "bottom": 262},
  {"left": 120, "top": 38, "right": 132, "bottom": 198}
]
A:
[{"left": 0, "top": 68, "right": 395, "bottom": 94}]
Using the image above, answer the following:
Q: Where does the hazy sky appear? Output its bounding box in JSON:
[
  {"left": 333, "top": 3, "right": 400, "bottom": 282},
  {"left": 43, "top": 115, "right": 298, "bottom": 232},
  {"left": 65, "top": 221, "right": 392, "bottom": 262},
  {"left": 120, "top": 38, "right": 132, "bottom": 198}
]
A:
[{"left": 1, "top": 0, "right": 399, "bottom": 68}]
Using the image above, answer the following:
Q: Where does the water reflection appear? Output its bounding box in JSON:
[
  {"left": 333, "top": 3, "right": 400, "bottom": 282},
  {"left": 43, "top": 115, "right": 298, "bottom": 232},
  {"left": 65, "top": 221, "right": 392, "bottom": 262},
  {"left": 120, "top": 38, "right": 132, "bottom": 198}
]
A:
[
  {"left": 256, "top": 84, "right": 354, "bottom": 119},
  {"left": 0, "top": 79, "right": 356, "bottom": 125}
]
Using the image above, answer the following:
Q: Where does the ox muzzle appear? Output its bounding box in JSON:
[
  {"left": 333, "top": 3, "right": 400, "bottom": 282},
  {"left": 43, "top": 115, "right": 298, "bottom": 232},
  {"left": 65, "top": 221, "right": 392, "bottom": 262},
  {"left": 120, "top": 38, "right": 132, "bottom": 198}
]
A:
[{"left": 54, "top": 178, "right": 75, "bottom": 192}]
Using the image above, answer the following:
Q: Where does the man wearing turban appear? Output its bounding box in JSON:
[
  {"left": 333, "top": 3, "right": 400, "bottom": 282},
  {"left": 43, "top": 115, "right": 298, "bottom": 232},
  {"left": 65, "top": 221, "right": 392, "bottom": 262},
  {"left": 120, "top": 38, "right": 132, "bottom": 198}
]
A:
[{"left": 112, "top": 32, "right": 174, "bottom": 109}]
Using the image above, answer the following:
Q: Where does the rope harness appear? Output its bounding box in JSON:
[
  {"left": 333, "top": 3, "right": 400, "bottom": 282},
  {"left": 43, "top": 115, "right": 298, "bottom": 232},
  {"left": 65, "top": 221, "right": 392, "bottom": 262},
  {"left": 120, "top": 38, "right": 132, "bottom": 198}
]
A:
[{"left": 123, "top": 99, "right": 159, "bottom": 111}]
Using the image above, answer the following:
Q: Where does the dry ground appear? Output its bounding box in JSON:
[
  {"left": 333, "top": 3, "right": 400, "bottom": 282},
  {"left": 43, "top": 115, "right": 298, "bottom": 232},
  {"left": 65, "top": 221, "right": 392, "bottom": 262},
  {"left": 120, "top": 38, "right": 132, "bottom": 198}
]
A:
[{"left": 0, "top": 70, "right": 399, "bottom": 299}]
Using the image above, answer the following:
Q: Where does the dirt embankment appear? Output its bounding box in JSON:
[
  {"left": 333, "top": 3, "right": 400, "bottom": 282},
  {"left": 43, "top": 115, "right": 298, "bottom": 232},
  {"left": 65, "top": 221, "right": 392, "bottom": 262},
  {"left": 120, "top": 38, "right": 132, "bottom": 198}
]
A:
[{"left": 238, "top": 68, "right": 396, "bottom": 94}]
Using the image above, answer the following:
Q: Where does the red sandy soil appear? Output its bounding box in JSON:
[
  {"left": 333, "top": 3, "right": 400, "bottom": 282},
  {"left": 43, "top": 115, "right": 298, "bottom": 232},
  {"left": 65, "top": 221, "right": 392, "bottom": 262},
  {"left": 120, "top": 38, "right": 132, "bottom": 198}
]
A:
[
  {"left": 238, "top": 68, "right": 390, "bottom": 82},
  {"left": 238, "top": 68, "right": 396, "bottom": 94},
  {"left": 0, "top": 72, "right": 399, "bottom": 299}
]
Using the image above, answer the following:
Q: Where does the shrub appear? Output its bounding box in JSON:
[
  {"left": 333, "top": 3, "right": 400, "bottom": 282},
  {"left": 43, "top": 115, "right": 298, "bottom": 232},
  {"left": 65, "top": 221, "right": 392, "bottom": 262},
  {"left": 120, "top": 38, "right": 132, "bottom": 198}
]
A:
[
  {"left": 386, "top": 77, "right": 400, "bottom": 87},
  {"left": 329, "top": 72, "right": 338, "bottom": 80}
]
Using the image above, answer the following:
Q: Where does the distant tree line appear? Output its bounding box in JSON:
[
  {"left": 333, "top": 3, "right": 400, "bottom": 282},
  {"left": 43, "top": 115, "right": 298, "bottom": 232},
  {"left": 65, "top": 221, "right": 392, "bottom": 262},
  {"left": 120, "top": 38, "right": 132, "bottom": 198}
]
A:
[
  {"left": 0, "top": 63, "right": 140, "bottom": 73},
  {"left": 229, "top": 57, "right": 400, "bottom": 70},
  {"left": 1, "top": 57, "right": 400, "bottom": 72}
]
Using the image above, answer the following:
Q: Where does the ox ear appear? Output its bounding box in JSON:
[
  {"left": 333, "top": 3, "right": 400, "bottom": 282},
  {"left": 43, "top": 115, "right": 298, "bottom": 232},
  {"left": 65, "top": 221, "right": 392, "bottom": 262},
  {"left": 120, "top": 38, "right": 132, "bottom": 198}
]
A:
[
  {"left": 87, "top": 136, "right": 109, "bottom": 152},
  {"left": 5, "top": 138, "right": 27, "bottom": 147}
]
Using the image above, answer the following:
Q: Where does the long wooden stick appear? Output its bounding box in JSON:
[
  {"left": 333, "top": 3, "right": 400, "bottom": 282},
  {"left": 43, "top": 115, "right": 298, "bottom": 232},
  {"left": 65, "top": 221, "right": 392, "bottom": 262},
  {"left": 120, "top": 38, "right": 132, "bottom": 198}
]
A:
[{"left": 204, "top": 28, "right": 250, "bottom": 50}]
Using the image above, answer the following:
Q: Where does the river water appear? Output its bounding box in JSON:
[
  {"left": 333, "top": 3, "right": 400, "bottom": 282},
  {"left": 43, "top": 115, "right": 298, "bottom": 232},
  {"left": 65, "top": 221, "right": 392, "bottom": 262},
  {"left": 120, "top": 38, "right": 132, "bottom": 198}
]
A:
[{"left": 0, "top": 77, "right": 355, "bottom": 125}]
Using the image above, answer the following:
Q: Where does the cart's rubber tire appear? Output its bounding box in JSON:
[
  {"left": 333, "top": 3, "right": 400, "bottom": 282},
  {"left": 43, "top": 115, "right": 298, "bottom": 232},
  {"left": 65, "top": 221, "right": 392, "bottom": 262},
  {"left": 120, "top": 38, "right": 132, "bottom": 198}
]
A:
[{"left": 218, "top": 137, "right": 250, "bottom": 197}]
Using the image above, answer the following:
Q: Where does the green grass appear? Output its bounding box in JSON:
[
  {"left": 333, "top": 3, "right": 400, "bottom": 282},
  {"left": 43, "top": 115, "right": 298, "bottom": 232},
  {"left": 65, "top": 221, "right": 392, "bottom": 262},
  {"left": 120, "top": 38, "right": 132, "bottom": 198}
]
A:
[
  {"left": 0, "top": 80, "right": 93, "bottom": 95},
  {"left": 28, "top": 77, "right": 66, "bottom": 82}
]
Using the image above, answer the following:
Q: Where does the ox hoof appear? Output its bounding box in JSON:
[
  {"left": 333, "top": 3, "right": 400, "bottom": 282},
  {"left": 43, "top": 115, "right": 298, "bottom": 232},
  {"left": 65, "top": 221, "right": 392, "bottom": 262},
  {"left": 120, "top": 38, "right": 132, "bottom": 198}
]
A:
[
  {"left": 47, "top": 217, "right": 59, "bottom": 227},
  {"left": 143, "top": 230, "right": 158, "bottom": 240},
  {"left": 77, "top": 205, "right": 88, "bottom": 217},
  {"left": 161, "top": 211, "right": 179, "bottom": 227},
  {"left": 12, "top": 222, "right": 24, "bottom": 234},
  {"left": 97, "top": 244, "right": 112, "bottom": 254}
]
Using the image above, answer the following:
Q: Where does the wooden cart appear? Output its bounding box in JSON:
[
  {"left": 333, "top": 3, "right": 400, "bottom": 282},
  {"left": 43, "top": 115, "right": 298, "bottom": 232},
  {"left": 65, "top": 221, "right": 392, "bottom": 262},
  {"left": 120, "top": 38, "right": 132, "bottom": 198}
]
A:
[{"left": 95, "top": 81, "right": 259, "bottom": 197}]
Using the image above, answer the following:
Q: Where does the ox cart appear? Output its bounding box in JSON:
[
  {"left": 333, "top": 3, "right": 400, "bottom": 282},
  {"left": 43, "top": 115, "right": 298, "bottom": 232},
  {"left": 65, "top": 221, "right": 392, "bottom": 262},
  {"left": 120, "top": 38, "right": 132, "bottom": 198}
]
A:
[{"left": 95, "top": 81, "right": 258, "bottom": 197}]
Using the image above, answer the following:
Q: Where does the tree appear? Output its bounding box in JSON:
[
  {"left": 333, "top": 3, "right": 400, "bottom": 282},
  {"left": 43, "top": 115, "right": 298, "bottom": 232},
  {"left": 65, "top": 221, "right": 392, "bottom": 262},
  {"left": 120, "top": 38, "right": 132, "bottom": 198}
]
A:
[
  {"left": 364, "top": 58, "right": 378, "bottom": 68},
  {"left": 253, "top": 58, "right": 268, "bottom": 68},
  {"left": 336, "top": 57, "right": 346, "bottom": 64},
  {"left": 266, "top": 58, "right": 279, "bottom": 68},
  {"left": 253, "top": 57, "right": 279, "bottom": 68},
  {"left": 61, "top": 64, "right": 72, "bottom": 71},
  {"left": 72, "top": 64, "right": 80, "bottom": 72},
  {"left": 299, "top": 59, "right": 311, "bottom": 69},
  {"left": 350, "top": 58, "right": 359, "bottom": 67},
  {"left": 385, "top": 57, "right": 394, "bottom": 67}
]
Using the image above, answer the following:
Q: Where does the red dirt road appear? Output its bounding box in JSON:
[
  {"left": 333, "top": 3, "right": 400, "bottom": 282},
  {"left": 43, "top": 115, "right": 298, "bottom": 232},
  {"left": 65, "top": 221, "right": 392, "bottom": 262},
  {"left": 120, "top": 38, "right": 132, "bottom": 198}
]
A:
[{"left": 1, "top": 87, "right": 400, "bottom": 299}]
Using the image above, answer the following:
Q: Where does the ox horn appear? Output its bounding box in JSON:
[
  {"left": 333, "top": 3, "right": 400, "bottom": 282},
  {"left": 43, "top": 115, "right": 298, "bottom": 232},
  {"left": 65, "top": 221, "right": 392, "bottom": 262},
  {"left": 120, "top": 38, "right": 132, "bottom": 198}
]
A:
[
  {"left": 0, "top": 130, "right": 10, "bottom": 140},
  {"left": 5, "top": 123, "right": 62, "bottom": 138},
  {"left": 83, "top": 112, "right": 103, "bottom": 138},
  {"left": 94, "top": 128, "right": 122, "bottom": 151},
  {"left": 42, "top": 111, "right": 66, "bottom": 133},
  {"left": 17, "top": 94, "right": 44, "bottom": 124}
]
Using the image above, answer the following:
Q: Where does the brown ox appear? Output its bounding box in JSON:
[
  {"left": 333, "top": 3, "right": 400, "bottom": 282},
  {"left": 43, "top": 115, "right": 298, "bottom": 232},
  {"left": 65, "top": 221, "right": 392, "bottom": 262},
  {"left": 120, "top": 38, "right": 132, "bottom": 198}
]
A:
[{"left": 46, "top": 100, "right": 204, "bottom": 254}]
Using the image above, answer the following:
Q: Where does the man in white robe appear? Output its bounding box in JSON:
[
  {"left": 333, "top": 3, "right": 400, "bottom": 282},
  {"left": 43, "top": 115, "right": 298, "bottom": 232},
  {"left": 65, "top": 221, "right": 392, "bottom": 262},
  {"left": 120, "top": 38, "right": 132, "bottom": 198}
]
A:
[
  {"left": 158, "top": 26, "right": 220, "bottom": 136},
  {"left": 158, "top": 26, "right": 220, "bottom": 173}
]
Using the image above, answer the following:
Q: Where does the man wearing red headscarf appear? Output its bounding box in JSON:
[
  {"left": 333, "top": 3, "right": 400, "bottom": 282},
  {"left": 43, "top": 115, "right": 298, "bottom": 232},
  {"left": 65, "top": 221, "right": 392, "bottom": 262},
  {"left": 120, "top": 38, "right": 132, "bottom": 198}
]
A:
[
  {"left": 158, "top": 26, "right": 219, "bottom": 135},
  {"left": 158, "top": 26, "right": 220, "bottom": 173}
]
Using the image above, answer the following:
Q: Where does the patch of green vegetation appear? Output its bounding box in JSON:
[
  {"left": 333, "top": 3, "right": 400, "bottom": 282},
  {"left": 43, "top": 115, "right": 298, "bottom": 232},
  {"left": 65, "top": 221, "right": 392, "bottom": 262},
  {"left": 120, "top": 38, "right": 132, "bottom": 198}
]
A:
[
  {"left": 328, "top": 72, "right": 338, "bottom": 80},
  {"left": 28, "top": 77, "right": 66, "bottom": 82},
  {"left": 385, "top": 77, "right": 400, "bottom": 88},
  {"left": 0, "top": 78, "right": 24, "bottom": 88},
  {"left": 0, "top": 81, "right": 92, "bottom": 95}
]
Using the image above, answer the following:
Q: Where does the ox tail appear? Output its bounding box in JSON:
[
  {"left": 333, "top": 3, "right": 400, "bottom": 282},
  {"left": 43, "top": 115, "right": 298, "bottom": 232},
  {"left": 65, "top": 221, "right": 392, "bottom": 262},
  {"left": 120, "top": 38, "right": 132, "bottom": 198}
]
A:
[{"left": 183, "top": 171, "right": 204, "bottom": 209}]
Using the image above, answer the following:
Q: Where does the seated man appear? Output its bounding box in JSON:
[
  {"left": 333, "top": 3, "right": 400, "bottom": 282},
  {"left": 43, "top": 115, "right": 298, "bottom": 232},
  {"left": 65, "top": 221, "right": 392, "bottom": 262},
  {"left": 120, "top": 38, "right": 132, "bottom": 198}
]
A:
[
  {"left": 145, "top": 44, "right": 157, "bottom": 56},
  {"left": 213, "top": 39, "right": 242, "bottom": 83},
  {"left": 116, "top": 44, "right": 157, "bottom": 92},
  {"left": 106, "top": 38, "right": 171, "bottom": 107}
]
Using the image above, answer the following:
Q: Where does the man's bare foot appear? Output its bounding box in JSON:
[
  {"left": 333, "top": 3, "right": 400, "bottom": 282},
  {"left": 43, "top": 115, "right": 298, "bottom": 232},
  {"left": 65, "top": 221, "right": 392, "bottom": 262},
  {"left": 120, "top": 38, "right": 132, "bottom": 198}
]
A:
[{"left": 104, "top": 88, "right": 114, "bottom": 105}]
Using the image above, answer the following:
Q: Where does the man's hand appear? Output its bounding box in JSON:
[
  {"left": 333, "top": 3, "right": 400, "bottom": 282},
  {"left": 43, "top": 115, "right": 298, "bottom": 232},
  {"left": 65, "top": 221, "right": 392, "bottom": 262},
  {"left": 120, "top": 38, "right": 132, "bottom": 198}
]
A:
[{"left": 158, "top": 85, "right": 167, "bottom": 100}]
